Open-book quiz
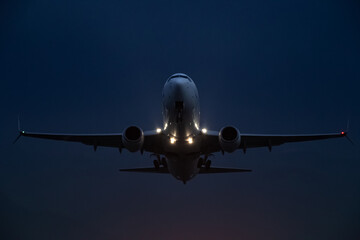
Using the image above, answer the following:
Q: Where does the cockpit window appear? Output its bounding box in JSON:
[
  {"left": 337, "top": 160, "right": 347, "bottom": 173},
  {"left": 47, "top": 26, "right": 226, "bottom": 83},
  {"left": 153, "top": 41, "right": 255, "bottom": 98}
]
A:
[{"left": 167, "top": 74, "right": 193, "bottom": 82}]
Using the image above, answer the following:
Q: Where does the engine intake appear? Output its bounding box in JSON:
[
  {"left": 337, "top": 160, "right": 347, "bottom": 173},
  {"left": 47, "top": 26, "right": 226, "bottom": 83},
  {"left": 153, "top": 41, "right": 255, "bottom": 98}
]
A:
[
  {"left": 122, "top": 126, "right": 144, "bottom": 152},
  {"left": 219, "top": 126, "right": 241, "bottom": 153}
]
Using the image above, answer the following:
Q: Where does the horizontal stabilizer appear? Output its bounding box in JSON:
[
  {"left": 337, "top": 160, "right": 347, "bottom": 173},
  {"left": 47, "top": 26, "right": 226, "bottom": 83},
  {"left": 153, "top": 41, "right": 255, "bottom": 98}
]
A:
[
  {"left": 119, "top": 167, "right": 169, "bottom": 174},
  {"left": 199, "top": 167, "right": 252, "bottom": 174},
  {"left": 119, "top": 167, "right": 252, "bottom": 174}
]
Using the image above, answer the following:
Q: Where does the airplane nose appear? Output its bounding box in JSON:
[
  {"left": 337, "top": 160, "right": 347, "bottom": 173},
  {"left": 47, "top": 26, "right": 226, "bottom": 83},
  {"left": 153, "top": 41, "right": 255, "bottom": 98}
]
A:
[{"left": 171, "top": 78, "right": 187, "bottom": 97}]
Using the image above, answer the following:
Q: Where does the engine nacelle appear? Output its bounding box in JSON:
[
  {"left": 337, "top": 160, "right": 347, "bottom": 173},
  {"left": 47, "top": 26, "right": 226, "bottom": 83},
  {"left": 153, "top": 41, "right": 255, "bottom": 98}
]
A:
[
  {"left": 219, "top": 126, "right": 241, "bottom": 153},
  {"left": 122, "top": 126, "right": 144, "bottom": 152}
]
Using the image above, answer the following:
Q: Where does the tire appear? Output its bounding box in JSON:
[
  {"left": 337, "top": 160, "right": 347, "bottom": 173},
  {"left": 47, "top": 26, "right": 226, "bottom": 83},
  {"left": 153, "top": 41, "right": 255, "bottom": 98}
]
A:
[
  {"left": 153, "top": 160, "right": 160, "bottom": 169},
  {"left": 161, "top": 157, "right": 167, "bottom": 167},
  {"left": 197, "top": 158, "right": 204, "bottom": 168}
]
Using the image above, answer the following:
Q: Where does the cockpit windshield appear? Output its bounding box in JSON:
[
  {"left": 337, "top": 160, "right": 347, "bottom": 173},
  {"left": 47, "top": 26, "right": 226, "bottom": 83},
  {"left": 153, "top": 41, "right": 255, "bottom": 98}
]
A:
[{"left": 167, "top": 73, "right": 193, "bottom": 82}]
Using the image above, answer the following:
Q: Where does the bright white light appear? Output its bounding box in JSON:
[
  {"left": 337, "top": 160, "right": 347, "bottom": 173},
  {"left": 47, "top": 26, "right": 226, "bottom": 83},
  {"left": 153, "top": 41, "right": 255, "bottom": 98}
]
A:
[
  {"left": 201, "top": 128, "right": 207, "bottom": 134},
  {"left": 164, "top": 123, "right": 168, "bottom": 130},
  {"left": 194, "top": 122, "right": 199, "bottom": 130},
  {"left": 156, "top": 128, "right": 162, "bottom": 133},
  {"left": 187, "top": 137, "right": 193, "bottom": 144},
  {"left": 170, "top": 137, "right": 176, "bottom": 144}
]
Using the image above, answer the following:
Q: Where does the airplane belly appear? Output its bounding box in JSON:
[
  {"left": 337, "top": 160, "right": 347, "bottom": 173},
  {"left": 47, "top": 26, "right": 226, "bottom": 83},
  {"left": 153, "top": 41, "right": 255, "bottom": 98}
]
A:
[{"left": 166, "top": 154, "right": 200, "bottom": 183}]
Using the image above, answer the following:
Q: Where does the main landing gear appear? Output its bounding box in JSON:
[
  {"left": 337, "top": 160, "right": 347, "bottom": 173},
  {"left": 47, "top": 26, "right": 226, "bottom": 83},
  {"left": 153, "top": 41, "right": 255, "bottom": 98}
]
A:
[
  {"left": 151, "top": 154, "right": 167, "bottom": 169},
  {"left": 197, "top": 155, "right": 212, "bottom": 169}
]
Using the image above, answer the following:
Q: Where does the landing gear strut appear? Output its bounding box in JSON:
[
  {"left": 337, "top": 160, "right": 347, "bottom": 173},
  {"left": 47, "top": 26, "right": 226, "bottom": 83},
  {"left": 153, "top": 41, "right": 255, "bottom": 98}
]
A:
[{"left": 197, "top": 157, "right": 204, "bottom": 168}]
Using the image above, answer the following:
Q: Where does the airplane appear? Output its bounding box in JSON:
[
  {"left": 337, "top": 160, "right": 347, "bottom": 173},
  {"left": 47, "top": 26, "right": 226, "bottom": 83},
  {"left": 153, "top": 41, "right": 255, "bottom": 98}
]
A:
[{"left": 16, "top": 73, "right": 348, "bottom": 184}]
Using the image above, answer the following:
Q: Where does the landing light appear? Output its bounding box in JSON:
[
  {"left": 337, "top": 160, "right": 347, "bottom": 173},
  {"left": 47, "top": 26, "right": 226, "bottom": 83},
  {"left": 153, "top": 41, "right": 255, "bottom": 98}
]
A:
[
  {"left": 187, "top": 137, "right": 193, "bottom": 144},
  {"left": 201, "top": 128, "right": 207, "bottom": 134},
  {"left": 170, "top": 137, "right": 176, "bottom": 144},
  {"left": 156, "top": 128, "right": 162, "bottom": 133}
]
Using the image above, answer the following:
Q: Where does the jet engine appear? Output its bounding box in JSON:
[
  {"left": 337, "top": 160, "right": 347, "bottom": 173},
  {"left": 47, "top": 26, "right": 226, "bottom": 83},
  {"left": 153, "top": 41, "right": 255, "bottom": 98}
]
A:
[
  {"left": 219, "top": 126, "right": 241, "bottom": 153},
  {"left": 122, "top": 126, "right": 144, "bottom": 152}
]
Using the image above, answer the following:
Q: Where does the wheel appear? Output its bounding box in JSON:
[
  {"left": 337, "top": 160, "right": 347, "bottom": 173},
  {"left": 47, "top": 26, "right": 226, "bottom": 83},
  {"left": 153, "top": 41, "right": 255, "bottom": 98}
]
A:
[
  {"left": 161, "top": 157, "right": 167, "bottom": 167},
  {"left": 197, "top": 158, "right": 204, "bottom": 168},
  {"left": 205, "top": 160, "right": 211, "bottom": 169},
  {"left": 153, "top": 160, "right": 160, "bottom": 169}
]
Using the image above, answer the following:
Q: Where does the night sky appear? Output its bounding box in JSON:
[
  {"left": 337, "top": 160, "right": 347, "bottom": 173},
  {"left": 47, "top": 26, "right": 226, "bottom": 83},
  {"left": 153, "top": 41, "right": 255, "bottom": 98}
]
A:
[{"left": 1, "top": 0, "right": 360, "bottom": 239}]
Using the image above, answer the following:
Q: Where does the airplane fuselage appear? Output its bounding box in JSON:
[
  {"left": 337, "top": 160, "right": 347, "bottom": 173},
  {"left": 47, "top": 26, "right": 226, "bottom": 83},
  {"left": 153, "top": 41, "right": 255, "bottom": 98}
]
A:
[{"left": 161, "top": 73, "right": 202, "bottom": 182}]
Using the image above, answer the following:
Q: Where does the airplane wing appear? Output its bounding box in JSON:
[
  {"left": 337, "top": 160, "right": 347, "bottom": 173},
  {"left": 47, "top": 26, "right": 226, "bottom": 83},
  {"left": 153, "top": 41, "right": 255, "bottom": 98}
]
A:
[
  {"left": 19, "top": 131, "right": 123, "bottom": 148},
  {"left": 201, "top": 130, "right": 347, "bottom": 154},
  {"left": 119, "top": 167, "right": 251, "bottom": 174},
  {"left": 18, "top": 130, "right": 164, "bottom": 153},
  {"left": 17, "top": 128, "right": 347, "bottom": 154}
]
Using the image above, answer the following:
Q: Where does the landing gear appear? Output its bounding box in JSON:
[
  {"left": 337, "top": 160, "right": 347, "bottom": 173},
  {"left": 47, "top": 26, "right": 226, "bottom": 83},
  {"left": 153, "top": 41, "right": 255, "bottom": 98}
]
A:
[
  {"left": 151, "top": 154, "right": 167, "bottom": 168},
  {"left": 205, "top": 160, "right": 211, "bottom": 169},
  {"left": 161, "top": 157, "right": 167, "bottom": 167},
  {"left": 197, "top": 157, "right": 204, "bottom": 168},
  {"left": 198, "top": 155, "right": 212, "bottom": 169},
  {"left": 153, "top": 159, "right": 160, "bottom": 169}
]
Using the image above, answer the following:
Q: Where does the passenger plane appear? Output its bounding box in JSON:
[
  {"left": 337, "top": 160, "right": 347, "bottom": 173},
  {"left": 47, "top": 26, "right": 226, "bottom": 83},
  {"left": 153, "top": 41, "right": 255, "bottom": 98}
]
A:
[{"left": 16, "top": 73, "right": 347, "bottom": 183}]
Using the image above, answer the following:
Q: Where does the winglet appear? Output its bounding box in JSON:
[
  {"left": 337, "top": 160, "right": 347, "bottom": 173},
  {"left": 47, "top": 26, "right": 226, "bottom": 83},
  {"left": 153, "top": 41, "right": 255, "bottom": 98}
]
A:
[
  {"left": 14, "top": 115, "right": 23, "bottom": 144},
  {"left": 13, "top": 134, "right": 21, "bottom": 144},
  {"left": 17, "top": 115, "right": 21, "bottom": 132},
  {"left": 343, "top": 120, "right": 355, "bottom": 145},
  {"left": 340, "top": 120, "right": 350, "bottom": 136}
]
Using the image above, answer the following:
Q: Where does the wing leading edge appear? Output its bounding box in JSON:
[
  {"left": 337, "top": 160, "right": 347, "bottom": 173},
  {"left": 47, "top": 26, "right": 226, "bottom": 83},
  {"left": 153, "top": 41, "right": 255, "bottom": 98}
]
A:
[
  {"left": 18, "top": 130, "right": 164, "bottom": 153},
  {"left": 201, "top": 131, "right": 347, "bottom": 154}
]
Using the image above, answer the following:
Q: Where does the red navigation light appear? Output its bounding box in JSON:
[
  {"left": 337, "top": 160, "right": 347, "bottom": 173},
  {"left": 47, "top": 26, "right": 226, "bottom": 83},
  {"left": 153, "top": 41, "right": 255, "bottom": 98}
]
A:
[{"left": 341, "top": 131, "right": 345, "bottom": 135}]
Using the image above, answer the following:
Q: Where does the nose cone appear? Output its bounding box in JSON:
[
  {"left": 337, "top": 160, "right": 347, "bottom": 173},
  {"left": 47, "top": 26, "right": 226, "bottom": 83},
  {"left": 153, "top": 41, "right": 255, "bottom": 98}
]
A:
[
  {"left": 165, "top": 76, "right": 189, "bottom": 101},
  {"left": 165, "top": 73, "right": 193, "bottom": 98},
  {"left": 172, "top": 78, "right": 187, "bottom": 96}
]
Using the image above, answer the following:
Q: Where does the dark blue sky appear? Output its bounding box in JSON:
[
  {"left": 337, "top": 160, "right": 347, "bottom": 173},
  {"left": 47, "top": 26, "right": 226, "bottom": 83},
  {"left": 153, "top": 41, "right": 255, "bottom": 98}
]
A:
[{"left": 1, "top": 0, "right": 360, "bottom": 239}]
